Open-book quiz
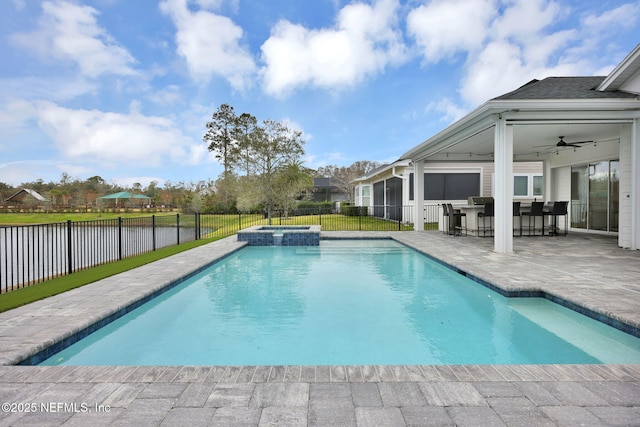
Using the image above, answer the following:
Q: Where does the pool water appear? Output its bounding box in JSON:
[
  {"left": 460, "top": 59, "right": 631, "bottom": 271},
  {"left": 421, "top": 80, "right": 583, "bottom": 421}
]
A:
[{"left": 39, "top": 240, "right": 640, "bottom": 366}]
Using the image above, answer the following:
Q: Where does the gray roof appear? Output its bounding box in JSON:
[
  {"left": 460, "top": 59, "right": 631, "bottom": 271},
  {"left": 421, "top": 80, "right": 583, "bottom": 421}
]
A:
[
  {"left": 6, "top": 189, "right": 48, "bottom": 202},
  {"left": 493, "top": 76, "right": 638, "bottom": 100},
  {"left": 313, "top": 177, "right": 335, "bottom": 188}
]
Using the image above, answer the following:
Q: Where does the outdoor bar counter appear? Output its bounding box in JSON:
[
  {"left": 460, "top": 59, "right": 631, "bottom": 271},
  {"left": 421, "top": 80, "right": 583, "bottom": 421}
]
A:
[{"left": 439, "top": 197, "right": 552, "bottom": 236}]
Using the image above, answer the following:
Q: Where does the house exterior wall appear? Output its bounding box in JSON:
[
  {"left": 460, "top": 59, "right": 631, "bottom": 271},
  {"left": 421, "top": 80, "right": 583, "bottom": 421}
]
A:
[{"left": 354, "top": 161, "right": 543, "bottom": 209}]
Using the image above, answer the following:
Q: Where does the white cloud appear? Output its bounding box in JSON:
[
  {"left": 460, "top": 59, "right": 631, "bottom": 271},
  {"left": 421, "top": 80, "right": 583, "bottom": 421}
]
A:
[
  {"left": 407, "top": 0, "right": 495, "bottom": 63},
  {"left": 575, "top": 2, "right": 640, "bottom": 66},
  {"left": 304, "top": 150, "right": 347, "bottom": 170},
  {"left": 160, "top": 0, "right": 256, "bottom": 90},
  {"left": 491, "top": 0, "right": 562, "bottom": 42},
  {"left": 33, "top": 101, "right": 204, "bottom": 168},
  {"left": 411, "top": 0, "right": 634, "bottom": 114},
  {"left": 10, "top": 0, "right": 137, "bottom": 78},
  {"left": 194, "top": 0, "right": 239, "bottom": 12},
  {"left": 0, "top": 160, "right": 82, "bottom": 187},
  {"left": 148, "top": 85, "right": 183, "bottom": 106},
  {"left": 0, "top": 76, "right": 98, "bottom": 103},
  {"left": 583, "top": 2, "right": 640, "bottom": 33},
  {"left": 426, "top": 98, "right": 468, "bottom": 123},
  {"left": 260, "top": 0, "right": 407, "bottom": 97},
  {"left": 0, "top": 99, "right": 36, "bottom": 129}
]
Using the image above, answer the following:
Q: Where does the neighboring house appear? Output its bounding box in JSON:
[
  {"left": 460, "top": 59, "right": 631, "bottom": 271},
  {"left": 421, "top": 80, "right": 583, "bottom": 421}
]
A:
[
  {"left": 5, "top": 189, "right": 49, "bottom": 205},
  {"left": 353, "top": 160, "right": 542, "bottom": 222},
  {"left": 312, "top": 177, "right": 350, "bottom": 203},
  {"left": 401, "top": 44, "right": 640, "bottom": 252}
]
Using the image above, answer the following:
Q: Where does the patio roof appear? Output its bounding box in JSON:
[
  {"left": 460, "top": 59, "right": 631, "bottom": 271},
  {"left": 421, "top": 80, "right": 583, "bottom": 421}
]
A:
[{"left": 400, "top": 75, "right": 640, "bottom": 163}]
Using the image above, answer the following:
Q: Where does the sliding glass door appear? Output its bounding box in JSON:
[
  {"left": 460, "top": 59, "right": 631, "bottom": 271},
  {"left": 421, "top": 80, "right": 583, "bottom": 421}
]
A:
[{"left": 571, "top": 160, "right": 619, "bottom": 232}]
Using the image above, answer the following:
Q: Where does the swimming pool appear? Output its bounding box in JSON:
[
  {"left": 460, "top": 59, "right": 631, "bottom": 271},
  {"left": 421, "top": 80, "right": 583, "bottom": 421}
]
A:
[{"left": 39, "top": 240, "right": 640, "bottom": 366}]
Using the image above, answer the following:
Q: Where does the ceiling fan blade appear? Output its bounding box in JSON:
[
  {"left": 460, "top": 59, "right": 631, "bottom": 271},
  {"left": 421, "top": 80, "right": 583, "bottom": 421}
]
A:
[
  {"left": 556, "top": 138, "right": 593, "bottom": 147},
  {"left": 532, "top": 144, "right": 554, "bottom": 148}
]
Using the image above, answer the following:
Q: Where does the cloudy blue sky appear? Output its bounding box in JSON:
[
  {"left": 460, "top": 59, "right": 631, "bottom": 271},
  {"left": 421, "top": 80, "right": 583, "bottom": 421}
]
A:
[{"left": 0, "top": 0, "right": 638, "bottom": 188}]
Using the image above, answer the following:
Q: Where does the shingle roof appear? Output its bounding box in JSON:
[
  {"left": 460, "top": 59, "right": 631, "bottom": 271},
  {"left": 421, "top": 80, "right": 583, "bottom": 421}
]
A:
[
  {"left": 6, "top": 189, "right": 48, "bottom": 202},
  {"left": 493, "top": 76, "right": 638, "bottom": 100}
]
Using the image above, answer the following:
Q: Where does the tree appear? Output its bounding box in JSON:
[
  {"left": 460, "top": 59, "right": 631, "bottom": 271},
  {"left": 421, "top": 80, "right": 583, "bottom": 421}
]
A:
[
  {"left": 242, "top": 119, "right": 306, "bottom": 220},
  {"left": 203, "top": 104, "right": 240, "bottom": 177},
  {"left": 317, "top": 160, "right": 382, "bottom": 203},
  {"left": 273, "top": 160, "right": 314, "bottom": 216},
  {"left": 0, "top": 182, "right": 14, "bottom": 204},
  {"left": 84, "top": 176, "right": 108, "bottom": 206},
  {"left": 234, "top": 112, "right": 258, "bottom": 176},
  {"left": 144, "top": 180, "right": 161, "bottom": 206}
]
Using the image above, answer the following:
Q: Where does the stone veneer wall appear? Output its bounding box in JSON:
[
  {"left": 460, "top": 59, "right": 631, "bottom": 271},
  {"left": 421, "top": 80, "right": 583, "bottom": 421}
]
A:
[
  {"left": 237, "top": 231, "right": 274, "bottom": 246},
  {"left": 237, "top": 226, "right": 320, "bottom": 246},
  {"left": 282, "top": 232, "right": 320, "bottom": 246}
]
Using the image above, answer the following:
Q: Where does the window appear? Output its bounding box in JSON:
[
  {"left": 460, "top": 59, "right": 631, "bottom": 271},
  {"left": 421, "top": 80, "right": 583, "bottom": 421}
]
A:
[
  {"left": 513, "top": 174, "right": 543, "bottom": 197},
  {"left": 410, "top": 172, "right": 480, "bottom": 200},
  {"left": 514, "top": 176, "right": 528, "bottom": 196},
  {"left": 361, "top": 185, "right": 371, "bottom": 206},
  {"left": 533, "top": 176, "right": 543, "bottom": 196}
]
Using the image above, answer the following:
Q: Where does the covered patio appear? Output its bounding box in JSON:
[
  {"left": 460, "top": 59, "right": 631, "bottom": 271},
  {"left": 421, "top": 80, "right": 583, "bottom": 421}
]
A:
[{"left": 403, "top": 44, "right": 640, "bottom": 253}]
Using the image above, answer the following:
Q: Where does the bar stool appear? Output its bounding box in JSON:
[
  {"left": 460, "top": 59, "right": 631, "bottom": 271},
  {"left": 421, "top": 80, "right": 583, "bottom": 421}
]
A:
[
  {"left": 547, "top": 201, "right": 569, "bottom": 236},
  {"left": 477, "top": 202, "right": 494, "bottom": 237},
  {"left": 447, "top": 203, "right": 467, "bottom": 236},
  {"left": 513, "top": 201, "right": 522, "bottom": 236},
  {"left": 522, "top": 201, "right": 545, "bottom": 236}
]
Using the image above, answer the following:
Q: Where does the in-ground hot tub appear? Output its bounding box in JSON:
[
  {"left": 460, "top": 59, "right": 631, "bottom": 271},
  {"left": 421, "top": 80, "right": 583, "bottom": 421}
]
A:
[{"left": 237, "top": 225, "right": 321, "bottom": 246}]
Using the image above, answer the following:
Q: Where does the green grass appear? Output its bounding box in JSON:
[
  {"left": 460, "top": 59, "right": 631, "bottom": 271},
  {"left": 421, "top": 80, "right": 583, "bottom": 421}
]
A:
[{"left": 0, "top": 237, "right": 219, "bottom": 313}]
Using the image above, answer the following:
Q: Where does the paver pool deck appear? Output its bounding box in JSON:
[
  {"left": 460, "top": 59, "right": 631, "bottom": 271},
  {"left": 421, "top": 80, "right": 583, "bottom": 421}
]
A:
[{"left": 0, "top": 231, "right": 639, "bottom": 426}]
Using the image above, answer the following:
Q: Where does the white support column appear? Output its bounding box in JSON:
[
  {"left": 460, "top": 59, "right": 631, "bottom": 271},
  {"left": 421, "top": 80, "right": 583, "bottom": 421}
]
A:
[
  {"left": 543, "top": 160, "right": 552, "bottom": 202},
  {"left": 493, "top": 117, "right": 513, "bottom": 253},
  {"left": 631, "top": 119, "right": 639, "bottom": 250},
  {"left": 413, "top": 161, "right": 424, "bottom": 231}
]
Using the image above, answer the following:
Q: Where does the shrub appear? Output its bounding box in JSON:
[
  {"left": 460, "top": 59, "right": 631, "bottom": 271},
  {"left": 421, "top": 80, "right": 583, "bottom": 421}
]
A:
[
  {"left": 341, "top": 204, "right": 368, "bottom": 216},
  {"left": 295, "top": 201, "right": 333, "bottom": 214}
]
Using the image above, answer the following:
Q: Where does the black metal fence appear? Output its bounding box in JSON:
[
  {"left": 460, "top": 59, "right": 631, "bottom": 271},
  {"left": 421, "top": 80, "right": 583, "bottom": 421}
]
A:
[{"left": 1, "top": 205, "right": 440, "bottom": 293}]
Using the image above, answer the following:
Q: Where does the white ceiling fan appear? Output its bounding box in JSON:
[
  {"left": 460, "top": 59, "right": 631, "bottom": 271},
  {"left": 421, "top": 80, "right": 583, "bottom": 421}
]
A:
[{"left": 534, "top": 136, "right": 593, "bottom": 150}]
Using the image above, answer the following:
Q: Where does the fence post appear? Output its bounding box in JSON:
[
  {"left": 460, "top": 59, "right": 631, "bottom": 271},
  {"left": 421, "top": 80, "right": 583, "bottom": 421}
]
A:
[
  {"left": 118, "top": 217, "right": 123, "bottom": 260},
  {"left": 176, "top": 213, "right": 180, "bottom": 245},
  {"left": 319, "top": 207, "right": 322, "bottom": 227},
  {"left": 398, "top": 206, "right": 401, "bottom": 231},
  {"left": 152, "top": 215, "right": 156, "bottom": 251},
  {"left": 66, "top": 220, "right": 73, "bottom": 274},
  {"left": 195, "top": 212, "right": 200, "bottom": 240}
]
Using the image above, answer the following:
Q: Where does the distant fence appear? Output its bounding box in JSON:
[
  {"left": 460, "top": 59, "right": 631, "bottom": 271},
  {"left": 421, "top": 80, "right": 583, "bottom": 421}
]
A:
[{"left": 0, "top": 205, "right": 440, "bottom": 293}]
